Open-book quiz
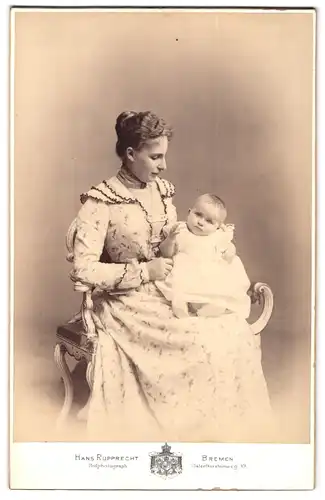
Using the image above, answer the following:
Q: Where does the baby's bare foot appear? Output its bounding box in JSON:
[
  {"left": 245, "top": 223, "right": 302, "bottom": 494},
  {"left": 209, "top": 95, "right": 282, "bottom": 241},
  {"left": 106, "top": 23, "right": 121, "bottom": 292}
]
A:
[
  {"left": 197, "top": 304, "right": 226, "bottom": 317},
  {"left": 172, "top": 300, "right": 189, "bottom": 318}
]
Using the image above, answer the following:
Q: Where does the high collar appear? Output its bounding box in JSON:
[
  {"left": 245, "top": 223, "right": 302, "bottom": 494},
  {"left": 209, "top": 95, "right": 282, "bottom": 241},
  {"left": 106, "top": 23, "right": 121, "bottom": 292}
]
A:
[{"left": 116, "top": 164, "right": 147, "bottom": 189}]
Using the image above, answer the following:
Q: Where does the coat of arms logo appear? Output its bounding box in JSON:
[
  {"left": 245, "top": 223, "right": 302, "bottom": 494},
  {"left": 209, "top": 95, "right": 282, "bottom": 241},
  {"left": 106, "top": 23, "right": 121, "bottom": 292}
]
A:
[{"left": 149, "top": 442, "right": 183, "bottom": 479}]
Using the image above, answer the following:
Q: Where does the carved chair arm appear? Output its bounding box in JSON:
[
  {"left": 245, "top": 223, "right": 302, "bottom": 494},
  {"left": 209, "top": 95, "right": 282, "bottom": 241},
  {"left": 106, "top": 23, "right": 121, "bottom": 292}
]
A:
[{"left": 248, "top": 282, "right": 274, "bottom": 335}]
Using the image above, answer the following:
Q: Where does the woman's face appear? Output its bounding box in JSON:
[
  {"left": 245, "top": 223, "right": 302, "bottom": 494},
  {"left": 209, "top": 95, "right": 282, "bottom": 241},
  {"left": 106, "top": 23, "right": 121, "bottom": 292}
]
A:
[{"left": 126, "top": 136, "right": 169, "bottom": 183}]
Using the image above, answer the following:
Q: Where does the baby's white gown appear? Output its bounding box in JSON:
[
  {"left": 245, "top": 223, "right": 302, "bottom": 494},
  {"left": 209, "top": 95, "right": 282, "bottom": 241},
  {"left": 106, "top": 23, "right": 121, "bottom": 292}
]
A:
[{"left": 156, "top": 222, "right": 251, "bottom": 318}]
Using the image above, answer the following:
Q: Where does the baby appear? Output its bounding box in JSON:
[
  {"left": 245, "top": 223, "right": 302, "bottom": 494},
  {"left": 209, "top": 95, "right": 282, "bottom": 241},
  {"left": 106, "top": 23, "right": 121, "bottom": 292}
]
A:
[{"left": 156, "top": 193, "right": 251, "bottom": 319}]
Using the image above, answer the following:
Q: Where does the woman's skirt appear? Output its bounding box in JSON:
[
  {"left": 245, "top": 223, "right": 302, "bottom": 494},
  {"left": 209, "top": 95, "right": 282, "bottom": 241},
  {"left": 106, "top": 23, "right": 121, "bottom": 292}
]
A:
[{"left": 86, "top": 283, "right": 274, "bottom": 442}]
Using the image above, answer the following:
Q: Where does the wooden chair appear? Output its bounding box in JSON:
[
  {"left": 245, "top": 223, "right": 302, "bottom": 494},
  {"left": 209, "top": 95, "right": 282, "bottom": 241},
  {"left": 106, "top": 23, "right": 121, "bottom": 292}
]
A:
[
  {"left": 54, "top": 218, "right": 97, "bottom": 428},
  {"left": 54, "top": 218, "right": 274, "bottom": 428}
]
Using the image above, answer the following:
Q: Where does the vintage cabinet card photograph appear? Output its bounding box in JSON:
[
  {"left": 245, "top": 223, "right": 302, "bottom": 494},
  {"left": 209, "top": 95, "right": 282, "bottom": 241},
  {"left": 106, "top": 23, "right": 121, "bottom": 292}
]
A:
[{"left": 9, "top": 5, "right": 316, "bottom": 491}]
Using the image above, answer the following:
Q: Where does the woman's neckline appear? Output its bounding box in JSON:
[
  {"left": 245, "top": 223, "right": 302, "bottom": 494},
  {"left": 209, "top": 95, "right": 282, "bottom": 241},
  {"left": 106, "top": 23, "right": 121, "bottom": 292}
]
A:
[{"left": 116, "top": 164, "right": 148, "bottom": 190}]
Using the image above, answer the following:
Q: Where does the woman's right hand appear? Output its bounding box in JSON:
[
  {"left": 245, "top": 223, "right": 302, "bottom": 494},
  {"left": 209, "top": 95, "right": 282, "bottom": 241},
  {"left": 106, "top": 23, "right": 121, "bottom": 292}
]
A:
[{"left": 146, "top": 257, "right": 174, "bottom": 281}]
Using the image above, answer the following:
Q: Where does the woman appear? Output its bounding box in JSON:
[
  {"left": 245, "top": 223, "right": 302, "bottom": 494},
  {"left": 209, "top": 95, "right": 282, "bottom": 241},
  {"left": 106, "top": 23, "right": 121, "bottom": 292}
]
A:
[{"left": 70, "top": 110, "right": 273, "bottom": 442}]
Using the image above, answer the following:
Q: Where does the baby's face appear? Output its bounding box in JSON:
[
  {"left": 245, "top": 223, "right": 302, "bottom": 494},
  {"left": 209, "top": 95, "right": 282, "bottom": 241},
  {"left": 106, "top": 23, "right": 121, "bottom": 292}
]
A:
[{"left": 187, "top": 199, "right": 225, "bottom": 236}]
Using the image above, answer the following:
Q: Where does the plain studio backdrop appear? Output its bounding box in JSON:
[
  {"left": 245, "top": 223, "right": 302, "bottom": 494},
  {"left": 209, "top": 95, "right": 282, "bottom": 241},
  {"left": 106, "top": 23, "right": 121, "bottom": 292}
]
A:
[{"left": 12, "top": 10, "right": 314, "bottom": 442}]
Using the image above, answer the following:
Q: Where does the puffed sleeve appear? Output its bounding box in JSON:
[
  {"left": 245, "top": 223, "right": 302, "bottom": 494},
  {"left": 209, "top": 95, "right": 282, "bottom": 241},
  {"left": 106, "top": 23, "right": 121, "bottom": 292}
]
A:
[{"left": 70, "top": 198, "right": 149, "bottom": 291}]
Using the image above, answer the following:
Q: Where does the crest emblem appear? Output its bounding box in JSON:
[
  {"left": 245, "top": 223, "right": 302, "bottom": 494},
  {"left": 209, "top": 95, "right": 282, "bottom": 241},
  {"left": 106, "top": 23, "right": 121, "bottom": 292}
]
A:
[{"left": 149, "top": 443, "right": 182, "bottom": 479}]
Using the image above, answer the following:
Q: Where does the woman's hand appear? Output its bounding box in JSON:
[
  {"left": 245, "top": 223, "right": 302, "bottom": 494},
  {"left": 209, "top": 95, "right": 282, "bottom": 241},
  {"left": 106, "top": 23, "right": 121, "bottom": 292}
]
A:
[{"left": 146, "top": 257, "right": 174, "bottom": 281}]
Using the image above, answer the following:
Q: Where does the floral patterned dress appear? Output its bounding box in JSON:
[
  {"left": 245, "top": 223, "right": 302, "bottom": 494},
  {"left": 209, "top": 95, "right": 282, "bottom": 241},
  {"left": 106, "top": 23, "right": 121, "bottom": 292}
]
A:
[{"left": 70, "top": 173, "right": 273, "bottom": 442}]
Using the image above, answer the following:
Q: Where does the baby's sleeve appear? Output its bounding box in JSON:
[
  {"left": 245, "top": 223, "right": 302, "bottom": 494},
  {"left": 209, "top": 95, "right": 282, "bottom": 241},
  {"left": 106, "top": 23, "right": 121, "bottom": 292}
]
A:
[
  {"left": 214, "top": 224, "right": 236, "bottom": 253},
  {"left": 224, "top": 223, "right": 235, "bottom": 242}
]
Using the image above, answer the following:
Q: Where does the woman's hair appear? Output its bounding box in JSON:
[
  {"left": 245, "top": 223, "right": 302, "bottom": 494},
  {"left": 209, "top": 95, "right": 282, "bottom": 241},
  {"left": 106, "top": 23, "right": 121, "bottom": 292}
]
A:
[{"left": 115, "top": 110, "right": 173, "bottom": 158}]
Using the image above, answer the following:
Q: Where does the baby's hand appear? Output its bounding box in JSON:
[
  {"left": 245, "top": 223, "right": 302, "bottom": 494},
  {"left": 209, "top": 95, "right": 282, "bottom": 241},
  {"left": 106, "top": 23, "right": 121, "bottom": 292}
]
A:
[
  {"left": 222, "top": 242, "right": 237, "bottom": 263},
  {"left": 168, "top": 223, "right": 182, "bottom": 239},
  {"left": 221, "top": 223, "right": 235, "bottom": 240},
  {"left": 159, "top": 223, "right": 181, "bottom": 258}
]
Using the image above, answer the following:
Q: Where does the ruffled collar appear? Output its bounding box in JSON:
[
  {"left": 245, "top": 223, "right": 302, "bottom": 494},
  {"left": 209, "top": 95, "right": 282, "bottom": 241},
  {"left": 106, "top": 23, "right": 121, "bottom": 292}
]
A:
[
  {"left": 116, "top": 164, "right": 147, "bottom": 189},
  {"left": 80, "top": 175, "right": 175, "bottom": 206}
]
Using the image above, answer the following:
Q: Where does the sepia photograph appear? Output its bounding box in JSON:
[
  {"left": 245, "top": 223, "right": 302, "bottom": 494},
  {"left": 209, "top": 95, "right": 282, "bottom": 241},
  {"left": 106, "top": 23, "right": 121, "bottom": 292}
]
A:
[{"left": 9, "top": 5, "right": 316, "bottom": 490}]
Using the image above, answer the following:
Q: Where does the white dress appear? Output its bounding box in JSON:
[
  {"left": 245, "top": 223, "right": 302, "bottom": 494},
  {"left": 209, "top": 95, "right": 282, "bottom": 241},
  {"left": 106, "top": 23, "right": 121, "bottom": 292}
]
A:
[{"left": 156, "top": 222, "right": 252, "bottom": 318}]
